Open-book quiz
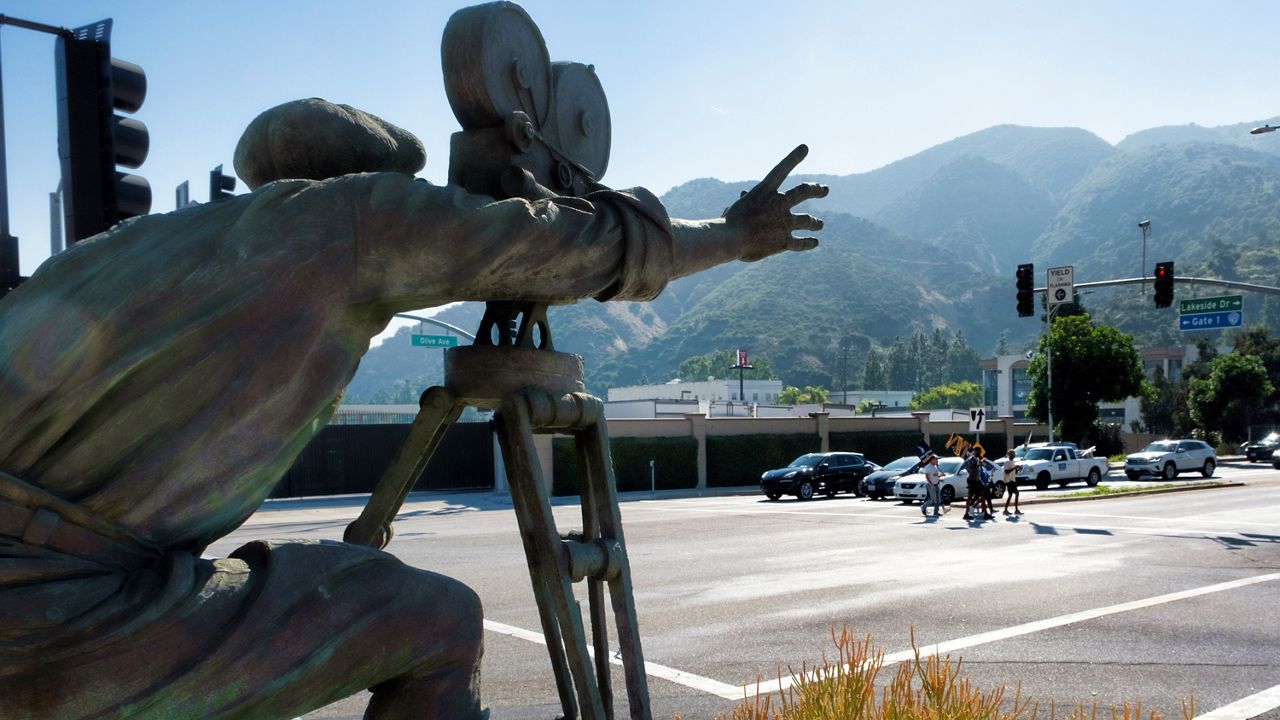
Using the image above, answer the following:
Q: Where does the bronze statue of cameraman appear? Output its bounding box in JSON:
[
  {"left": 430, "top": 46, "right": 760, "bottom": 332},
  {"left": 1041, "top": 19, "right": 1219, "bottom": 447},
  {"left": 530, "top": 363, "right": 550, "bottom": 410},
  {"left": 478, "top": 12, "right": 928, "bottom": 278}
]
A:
[{"left": 0, "top": 3, "right": 826, "bottom": 718}]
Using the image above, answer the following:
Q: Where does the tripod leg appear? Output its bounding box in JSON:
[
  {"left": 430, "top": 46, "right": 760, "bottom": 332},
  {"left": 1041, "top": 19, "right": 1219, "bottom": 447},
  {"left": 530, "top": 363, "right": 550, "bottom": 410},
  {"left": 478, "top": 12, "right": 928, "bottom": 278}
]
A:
[
  {"left": 345, "top": 386, "right": 461, "bottom": 548},
  {"left": 576, "top": 440, "right": 615, "bottom": 720},
  {"left": 576, "top": 395, "right": 653, "bottom": 720},
  {"left": 497, "top": 392, "right": 606, "bottom": 720}
]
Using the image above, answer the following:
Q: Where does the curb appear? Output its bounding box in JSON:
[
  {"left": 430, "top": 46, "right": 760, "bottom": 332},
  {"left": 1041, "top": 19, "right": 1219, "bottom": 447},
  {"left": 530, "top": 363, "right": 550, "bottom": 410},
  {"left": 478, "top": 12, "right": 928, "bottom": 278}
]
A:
[{"left": 1019, "top": 481, "right": 1245, "bottom": 505}]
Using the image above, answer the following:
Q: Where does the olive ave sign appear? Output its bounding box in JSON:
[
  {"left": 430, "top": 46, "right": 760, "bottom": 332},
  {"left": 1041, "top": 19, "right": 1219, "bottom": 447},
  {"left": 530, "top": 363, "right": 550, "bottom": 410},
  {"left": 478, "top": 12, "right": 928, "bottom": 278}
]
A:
[
  {"left": 1178, "top": 295, "right": 1243, "bottom": 332},
  {"left": 411, "top": 334, "right": 459, "bottom": 348}
]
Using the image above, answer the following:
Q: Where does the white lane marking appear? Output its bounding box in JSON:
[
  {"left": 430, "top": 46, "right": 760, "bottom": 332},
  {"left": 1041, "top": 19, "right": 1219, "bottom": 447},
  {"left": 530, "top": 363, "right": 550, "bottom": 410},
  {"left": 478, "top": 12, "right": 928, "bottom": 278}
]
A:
[
  {"left": 483, "top": 620, "right": 743, "bottom": 700},
  {"left": 758, "top": 572, "right": 1280, "bottom": 696},
  {"left": 486, "top": 572, "right": 1280, "bottom": 702},
  {"left": 1195, "top": 682, "right": 1280, "bottom": 719},
  {"left": 640, "top": 503, "right": 1279, "bottom": 540},
  {"left": 1029, "top": 509, "right": 1280, "bottom": 529}
]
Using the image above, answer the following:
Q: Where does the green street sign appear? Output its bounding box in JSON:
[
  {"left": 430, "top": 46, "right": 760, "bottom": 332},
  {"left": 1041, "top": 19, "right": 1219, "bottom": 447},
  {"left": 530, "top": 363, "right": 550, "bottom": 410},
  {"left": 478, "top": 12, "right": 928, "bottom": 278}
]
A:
[
  {"left": 411, "top": 334, "right": 458, "bottom": 348},
  {"left": 1179, "top": 295, "right": 1242, "bottom": 315}
]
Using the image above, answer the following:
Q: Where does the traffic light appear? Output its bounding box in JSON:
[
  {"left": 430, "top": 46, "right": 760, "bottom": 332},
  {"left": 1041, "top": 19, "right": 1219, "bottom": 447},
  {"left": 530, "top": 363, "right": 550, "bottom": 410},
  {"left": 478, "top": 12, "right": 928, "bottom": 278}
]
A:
[
  {"left": 1153, "top": 261, "right": 1174, "bottom": 308},
  {"left": 55, "top": 19, "right": 151, "bottom": 244},
  {"left": 210, "top": 164, "right": 237, "bottom": 202},
  {"left": 1016, "top": 263, "right": 1035, "bottom": 317}
]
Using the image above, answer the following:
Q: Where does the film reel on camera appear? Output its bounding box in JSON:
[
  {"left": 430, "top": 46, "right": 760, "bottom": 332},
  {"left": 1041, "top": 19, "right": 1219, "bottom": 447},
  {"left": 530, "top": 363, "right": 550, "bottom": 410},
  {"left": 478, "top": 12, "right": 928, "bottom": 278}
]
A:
[{"left": 443, "top": 1, "right": 612, "bottom": 198}]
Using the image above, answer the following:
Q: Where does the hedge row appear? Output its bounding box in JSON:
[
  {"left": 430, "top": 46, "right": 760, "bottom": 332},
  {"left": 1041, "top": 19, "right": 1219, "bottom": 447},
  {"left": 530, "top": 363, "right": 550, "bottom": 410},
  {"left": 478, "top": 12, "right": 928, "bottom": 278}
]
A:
[
  {"left": 552, "top": 435, "right": 698, "bottom": 496},
  {"left": 827, "top": 431, "right": 923, "bottom": 466},
  {"left": 705, "top": 433, "right": 820, "bottom": 488},
  {"left": 550, "top": 430, "right": 1016, "bottom": 496}
]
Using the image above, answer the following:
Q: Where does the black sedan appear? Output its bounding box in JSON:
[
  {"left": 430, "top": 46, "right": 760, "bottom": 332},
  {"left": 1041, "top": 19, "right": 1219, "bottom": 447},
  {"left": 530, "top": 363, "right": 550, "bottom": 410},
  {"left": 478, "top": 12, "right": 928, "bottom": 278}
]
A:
[
  {"left": 1245, "top": 432, "right": 1280, "bottom": 462},
  {"left": 859, "top": 455, "right": 923, "bottom": 500},
  {"left": 760, "top": 452, "right": 875, "bottom": 501}
]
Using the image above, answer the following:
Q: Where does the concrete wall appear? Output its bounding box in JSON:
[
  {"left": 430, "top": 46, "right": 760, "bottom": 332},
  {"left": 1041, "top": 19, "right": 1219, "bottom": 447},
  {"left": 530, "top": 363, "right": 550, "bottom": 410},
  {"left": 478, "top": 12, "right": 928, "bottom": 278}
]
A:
[{"left": 545, "top": 413, "right": 1050, "bottom": 491}]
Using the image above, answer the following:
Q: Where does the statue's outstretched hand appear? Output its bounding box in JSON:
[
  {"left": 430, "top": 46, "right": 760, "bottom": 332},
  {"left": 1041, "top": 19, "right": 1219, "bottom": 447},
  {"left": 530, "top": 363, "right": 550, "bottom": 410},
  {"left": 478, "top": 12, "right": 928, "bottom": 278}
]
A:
[{"left": 723, "top": 145, "right": 828, "bottom": 262}]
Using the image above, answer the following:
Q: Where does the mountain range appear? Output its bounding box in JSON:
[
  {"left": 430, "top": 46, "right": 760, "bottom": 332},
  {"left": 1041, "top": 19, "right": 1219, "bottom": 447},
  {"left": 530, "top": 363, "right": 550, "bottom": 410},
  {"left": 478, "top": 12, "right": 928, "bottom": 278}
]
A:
[{"left": 344, "top": 117, "right": 1280, "bottom": 402}]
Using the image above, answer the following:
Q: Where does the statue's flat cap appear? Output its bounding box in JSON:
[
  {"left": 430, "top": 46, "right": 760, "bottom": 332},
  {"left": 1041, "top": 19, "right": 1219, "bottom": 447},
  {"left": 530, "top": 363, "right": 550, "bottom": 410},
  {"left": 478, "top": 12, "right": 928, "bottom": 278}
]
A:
[{"left": 234, "top": 98, "right": 426, "bottom": 189}]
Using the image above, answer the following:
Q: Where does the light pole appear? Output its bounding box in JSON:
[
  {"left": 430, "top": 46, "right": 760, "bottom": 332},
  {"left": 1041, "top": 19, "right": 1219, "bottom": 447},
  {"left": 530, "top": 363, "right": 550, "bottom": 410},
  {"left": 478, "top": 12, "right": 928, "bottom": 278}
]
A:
[{"left": 1138, "top": 219, "right": 1151, "bottom": 296}]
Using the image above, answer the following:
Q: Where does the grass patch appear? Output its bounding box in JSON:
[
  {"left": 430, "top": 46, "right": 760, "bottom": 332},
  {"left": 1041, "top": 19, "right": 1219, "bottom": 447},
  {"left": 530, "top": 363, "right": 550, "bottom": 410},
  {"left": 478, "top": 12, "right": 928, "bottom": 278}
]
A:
[
  {"left": 1062, "top": 482, "right": 1213, "bottom": 498},
  {"left": 696, "top": 626, "right": 1192, "bottom": 720}
]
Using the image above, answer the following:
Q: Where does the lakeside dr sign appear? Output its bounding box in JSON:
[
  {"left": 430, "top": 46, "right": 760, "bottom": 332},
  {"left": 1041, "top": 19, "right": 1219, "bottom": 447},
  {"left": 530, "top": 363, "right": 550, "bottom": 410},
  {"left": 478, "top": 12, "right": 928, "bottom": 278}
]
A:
[
  {"left": 411, "top": 334, "right": 459, "bottom": 348},
  {"left": 1178, "top": 294, "right": 1244, "bottom": 332},
  {"left": 1179, "top": 295, "right": 1243, "bottom": 314}
]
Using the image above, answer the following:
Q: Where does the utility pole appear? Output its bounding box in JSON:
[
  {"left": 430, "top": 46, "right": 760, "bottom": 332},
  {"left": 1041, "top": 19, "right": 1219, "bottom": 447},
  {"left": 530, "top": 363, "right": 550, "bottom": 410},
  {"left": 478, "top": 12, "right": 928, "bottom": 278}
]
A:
[{"left": 731, "top": 348, "right": 753, "bottom": 416}]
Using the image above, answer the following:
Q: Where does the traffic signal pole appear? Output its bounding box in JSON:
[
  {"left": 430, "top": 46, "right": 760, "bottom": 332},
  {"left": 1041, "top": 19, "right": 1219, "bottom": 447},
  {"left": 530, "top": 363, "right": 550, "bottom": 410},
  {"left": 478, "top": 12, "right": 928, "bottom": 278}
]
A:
[
  {"left": 0, "top": 15, "right": 75, "bottom": 296},
  {"left": 1028, "top": 275, "right": 1280, "bottom": 297}
]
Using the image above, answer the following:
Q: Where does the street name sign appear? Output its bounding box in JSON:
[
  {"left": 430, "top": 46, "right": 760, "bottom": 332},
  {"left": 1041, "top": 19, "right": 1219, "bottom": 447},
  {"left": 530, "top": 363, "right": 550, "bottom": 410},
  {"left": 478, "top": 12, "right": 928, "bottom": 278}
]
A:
[
  {"left": 1179, "top": 295, "right": 1242, "bottom": 315},
  {"left": 411, "top": 334, "right": 458, "bottom": 348},
  {"left": 1047, "top": 265, "right": 1073, "bottom": 306},
  {"left": 1178, "top": 311, "right": 1243, "bottom": 332}
]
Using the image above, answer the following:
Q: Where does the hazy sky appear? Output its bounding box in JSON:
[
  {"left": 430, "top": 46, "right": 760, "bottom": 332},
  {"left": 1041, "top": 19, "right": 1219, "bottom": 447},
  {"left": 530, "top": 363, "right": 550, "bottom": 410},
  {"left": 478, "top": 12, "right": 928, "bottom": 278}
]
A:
[{"left": 3, "top": 0, "right": 1277, "bottom": 280}]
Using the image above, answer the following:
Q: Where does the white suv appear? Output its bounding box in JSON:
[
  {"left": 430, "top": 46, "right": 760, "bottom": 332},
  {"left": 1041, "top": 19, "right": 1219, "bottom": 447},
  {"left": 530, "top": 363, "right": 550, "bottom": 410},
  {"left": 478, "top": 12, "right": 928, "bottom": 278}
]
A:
[{"left": 1124, "top": 439, "right": 1216, "bottom": 480}]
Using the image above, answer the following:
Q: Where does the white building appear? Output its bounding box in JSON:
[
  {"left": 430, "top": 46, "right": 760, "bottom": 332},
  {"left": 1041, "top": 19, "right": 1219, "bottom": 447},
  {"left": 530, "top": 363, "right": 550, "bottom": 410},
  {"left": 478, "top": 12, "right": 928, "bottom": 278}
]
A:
[
  {"left": 607, "top": 378, "right": 784, "bottom": 404},
  {"left": 979, "top": 344, "right": 1207, "bottom": 430}
]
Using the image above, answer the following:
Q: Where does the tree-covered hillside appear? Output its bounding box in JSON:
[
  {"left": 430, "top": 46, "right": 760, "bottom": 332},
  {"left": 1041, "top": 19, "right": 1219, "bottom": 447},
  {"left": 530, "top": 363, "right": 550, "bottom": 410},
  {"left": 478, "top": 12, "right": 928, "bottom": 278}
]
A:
[{"left": 1032, "top": 143, "right": 1280, "bottom": 272}]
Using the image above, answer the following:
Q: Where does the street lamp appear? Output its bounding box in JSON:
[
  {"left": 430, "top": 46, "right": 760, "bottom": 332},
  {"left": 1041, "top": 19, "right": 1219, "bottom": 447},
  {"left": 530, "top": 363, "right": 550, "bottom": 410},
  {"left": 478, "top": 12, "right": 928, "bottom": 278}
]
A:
[
  {"left": 1138, "top": 219, "right": 1151, "bottom": 295},
  {"left": 1249, "top": 125, "right": 1278, "bottom": 135}
]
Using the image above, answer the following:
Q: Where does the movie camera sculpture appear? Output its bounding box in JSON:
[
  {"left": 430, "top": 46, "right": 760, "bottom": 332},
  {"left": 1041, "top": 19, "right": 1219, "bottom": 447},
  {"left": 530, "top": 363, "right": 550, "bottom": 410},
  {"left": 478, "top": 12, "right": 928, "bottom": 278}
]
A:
[{"left": 345, "top": 4, "right": 651, "bottom": 718}]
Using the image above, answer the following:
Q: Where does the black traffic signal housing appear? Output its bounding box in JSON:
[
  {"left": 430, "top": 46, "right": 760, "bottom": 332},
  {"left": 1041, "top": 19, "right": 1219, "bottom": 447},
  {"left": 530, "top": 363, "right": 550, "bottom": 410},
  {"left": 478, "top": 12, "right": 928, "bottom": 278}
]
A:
[
  {"left": 1016, "top": 263, "right": 1035, "bottom": 317},
  {"left": 55, "top": 19, "right": 150, "bottom": 245},
  {"left": 1153, "top": 261, "right": 1174, "bottom": 308},
  {"left": 210, "top": 164, "right": 237, "bottom": 202}
]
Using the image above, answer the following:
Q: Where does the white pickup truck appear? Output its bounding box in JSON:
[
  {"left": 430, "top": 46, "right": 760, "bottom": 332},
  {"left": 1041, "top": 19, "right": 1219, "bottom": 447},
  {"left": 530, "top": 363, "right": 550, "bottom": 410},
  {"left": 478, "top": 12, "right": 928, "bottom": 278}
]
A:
[{"left": 1014, "top": 445, "right": 1109, "bottom": 490}]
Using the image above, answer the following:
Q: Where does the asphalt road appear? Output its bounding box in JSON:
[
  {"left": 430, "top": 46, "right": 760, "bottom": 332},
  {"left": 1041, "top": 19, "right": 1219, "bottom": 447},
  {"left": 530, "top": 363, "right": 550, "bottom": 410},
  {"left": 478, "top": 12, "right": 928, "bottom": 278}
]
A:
[{"left": 209, "top": 460, "right": 1280, "bottom": 720}]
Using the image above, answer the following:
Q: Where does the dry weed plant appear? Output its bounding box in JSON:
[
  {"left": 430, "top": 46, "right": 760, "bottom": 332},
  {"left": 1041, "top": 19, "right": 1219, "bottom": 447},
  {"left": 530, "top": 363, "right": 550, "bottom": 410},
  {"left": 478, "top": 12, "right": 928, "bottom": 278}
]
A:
[{"left": 673, "top": 626, "right": 1195, "bottom": 720}]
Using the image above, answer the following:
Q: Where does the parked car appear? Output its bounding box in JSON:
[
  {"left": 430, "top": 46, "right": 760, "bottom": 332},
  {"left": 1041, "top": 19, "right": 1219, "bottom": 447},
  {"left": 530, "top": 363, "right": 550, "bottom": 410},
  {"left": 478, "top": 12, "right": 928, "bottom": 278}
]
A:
[
  {"left": 859, "top": 455, "right": 922, "bottom": 500},
  {"left": 894, "top": 456, "right": 1004, "bottom": 505},
  {"left": 1273, "top": 448, "right": 1280, "bottom": 470},
  {"left": 760, "top": 451, "right": 876, "bottom": 501},
  {"left": 1244, "top": 432, "right": 1280, "bottom": 462},
  {"left": 1014, "top": 445, "right": 1108, "bottom": 490},
  {"left": 1124, "top": 439, "right": 1217, "bottom": 480}
]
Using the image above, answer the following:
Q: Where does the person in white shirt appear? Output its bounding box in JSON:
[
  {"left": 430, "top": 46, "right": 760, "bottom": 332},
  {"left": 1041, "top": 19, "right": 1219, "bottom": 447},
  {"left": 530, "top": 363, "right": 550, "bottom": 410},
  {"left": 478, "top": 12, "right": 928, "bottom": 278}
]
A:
[{"left": 920, "top": 454, "right": 944, "bottom": 517}]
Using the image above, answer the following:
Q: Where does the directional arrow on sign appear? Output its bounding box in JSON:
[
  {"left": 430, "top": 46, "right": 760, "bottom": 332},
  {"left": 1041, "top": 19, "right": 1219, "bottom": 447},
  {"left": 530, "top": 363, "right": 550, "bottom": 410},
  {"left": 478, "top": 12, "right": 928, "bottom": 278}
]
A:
[{"left": 969, "top": 407, "right": 985, "bottom": 432}]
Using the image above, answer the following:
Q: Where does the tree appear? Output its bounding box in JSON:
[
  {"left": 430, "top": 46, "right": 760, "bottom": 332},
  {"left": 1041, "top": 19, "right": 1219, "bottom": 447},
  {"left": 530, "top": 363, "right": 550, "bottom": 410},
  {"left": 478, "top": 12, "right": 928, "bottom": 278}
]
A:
[
  {"left": 677, "top": 349, "right": 776, "bottom": 382},
  {"left": 887, "top": 336, "right": 914, "bottom": 391},
  {"left": 1139, "top": 367, "right": 1178, "bottom": 436},
  {"left": 863, "top": 348, "right": 888, "bottom": 390},
  {"left": 778, "top": 385, "right": 829, "bottom": 404},
  {"left": 1026, "top": 315, "right": 1144, "bottom": 443},
  {"left": 945, "top": 330, "right": 981, "bottom": 385},
  {"left": 1187, "top": 352, "right": 1274, "bottom": 443},
  {"left": 909, "top": 381, "right": 982, "bottom": 411},
  {"left": 1232, "top": 327, "right": 1280, "bottom": 428}
]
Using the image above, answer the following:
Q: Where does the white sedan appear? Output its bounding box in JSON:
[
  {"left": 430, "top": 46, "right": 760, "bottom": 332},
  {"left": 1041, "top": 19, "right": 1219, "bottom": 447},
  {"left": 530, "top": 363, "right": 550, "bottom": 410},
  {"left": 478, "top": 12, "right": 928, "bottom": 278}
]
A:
[{"left": 895, "top": 456, "right": 1004, "bottom": 505}]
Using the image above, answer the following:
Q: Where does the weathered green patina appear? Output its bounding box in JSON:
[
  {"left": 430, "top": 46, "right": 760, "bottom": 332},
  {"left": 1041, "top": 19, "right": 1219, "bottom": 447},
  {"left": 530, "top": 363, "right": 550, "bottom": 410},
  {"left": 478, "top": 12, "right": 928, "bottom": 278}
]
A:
[{"left": 0, "top": 63, "right": 824, "bottom": 720}]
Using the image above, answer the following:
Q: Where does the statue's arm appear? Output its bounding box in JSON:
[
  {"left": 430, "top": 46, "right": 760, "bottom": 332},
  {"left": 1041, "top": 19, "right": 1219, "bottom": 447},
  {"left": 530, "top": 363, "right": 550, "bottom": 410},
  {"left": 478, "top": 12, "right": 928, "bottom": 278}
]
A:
[
  {"left": 350, "top": 145, "right": 824, "bottom": 309},
  {"left": 351, "top": 176, "right": 672, "bottom": 307}
]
